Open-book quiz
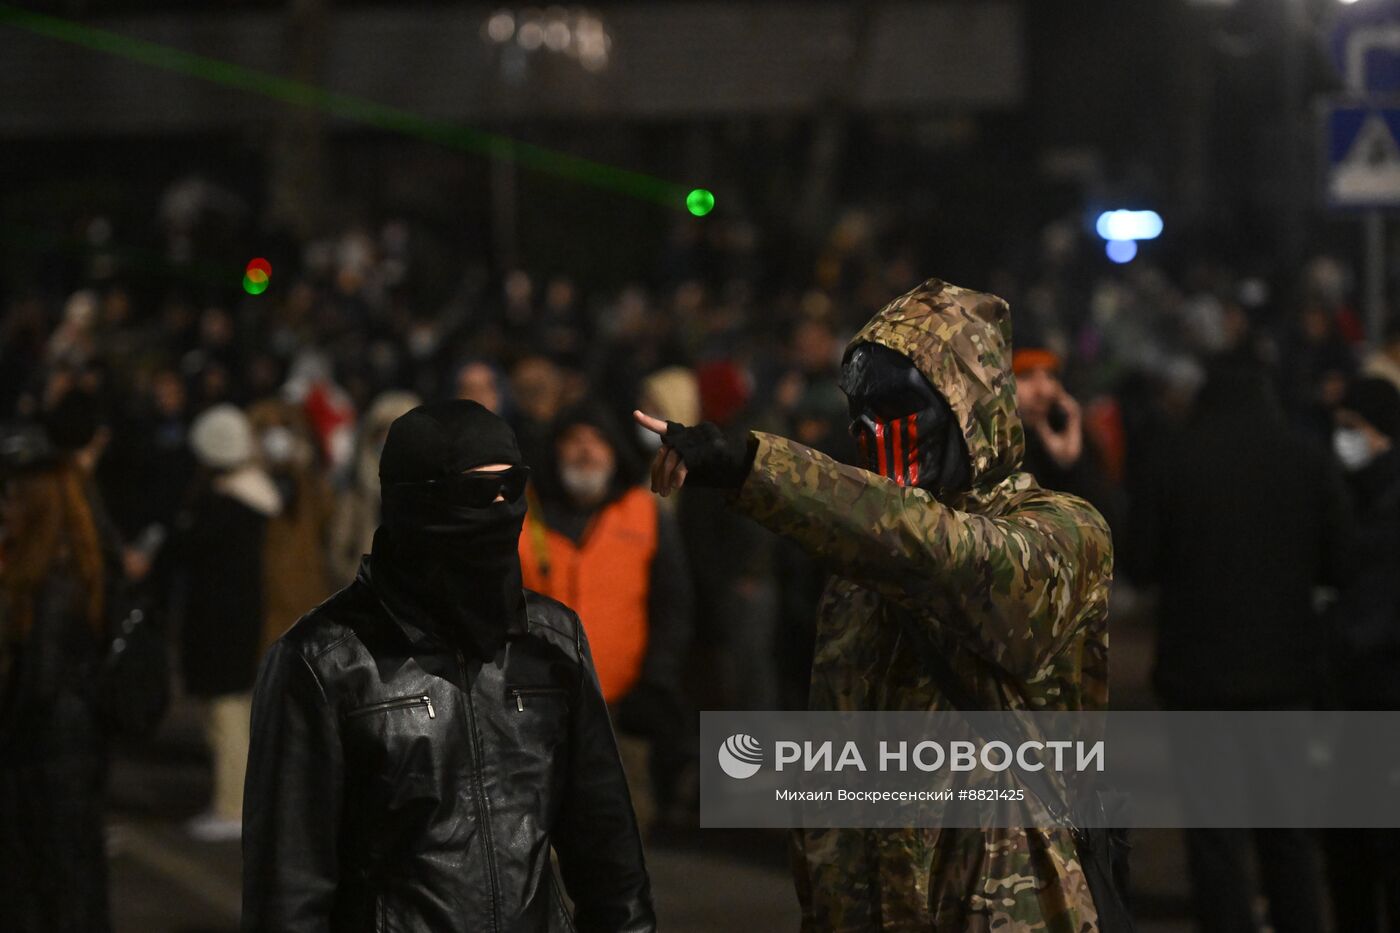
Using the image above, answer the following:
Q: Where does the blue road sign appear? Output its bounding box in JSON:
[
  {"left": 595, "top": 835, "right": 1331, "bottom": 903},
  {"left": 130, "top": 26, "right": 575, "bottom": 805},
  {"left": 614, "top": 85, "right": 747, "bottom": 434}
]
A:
[
  {"left": 1332, "top": 3, "right": 1400, "bottom": 95},
  {"left": 1326, "top": 105, "right": 1400, "bottom": 209}
]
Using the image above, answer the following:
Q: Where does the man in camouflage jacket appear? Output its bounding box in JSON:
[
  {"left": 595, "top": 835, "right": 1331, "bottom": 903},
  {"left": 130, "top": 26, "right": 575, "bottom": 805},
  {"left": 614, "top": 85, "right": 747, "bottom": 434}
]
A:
[{"left": 636, "top": 278, "right": 1113, "bottom": 932}]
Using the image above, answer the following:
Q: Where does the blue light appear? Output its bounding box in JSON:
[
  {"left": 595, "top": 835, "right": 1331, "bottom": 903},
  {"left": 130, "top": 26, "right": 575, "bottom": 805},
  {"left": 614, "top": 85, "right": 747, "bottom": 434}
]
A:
[
  {"left": 1095, "top": 210, "right": 1164, "bottom": 242},
  {"left": 1106, "top": 239, "right": 1138, "bottom": 264}
]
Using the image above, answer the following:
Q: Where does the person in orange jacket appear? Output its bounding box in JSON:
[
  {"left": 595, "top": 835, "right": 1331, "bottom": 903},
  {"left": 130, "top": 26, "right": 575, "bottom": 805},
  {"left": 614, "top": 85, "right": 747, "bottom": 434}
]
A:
[{"left": 518, "top": 403, "right": 694, "bottom": 831}]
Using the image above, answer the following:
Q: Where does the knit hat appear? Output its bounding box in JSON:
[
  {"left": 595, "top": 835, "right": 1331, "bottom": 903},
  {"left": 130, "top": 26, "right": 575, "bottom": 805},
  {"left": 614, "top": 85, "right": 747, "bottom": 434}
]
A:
[
  {"left": 1011, "top": 348, "right": 1061, "bottom": 377},
  {"left": 190, "top": 404, "right": 255, "bottom": 469},
  {"left": 1342, "top": 377, "right": 1400, "bottom": 441}
]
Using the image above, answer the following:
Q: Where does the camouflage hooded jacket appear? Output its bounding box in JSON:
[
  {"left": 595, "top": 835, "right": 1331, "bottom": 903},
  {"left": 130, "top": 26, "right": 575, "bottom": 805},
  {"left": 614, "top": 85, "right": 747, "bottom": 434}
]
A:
[{"left": 731, "top": 279, "right": 1113, "bottom": 932}]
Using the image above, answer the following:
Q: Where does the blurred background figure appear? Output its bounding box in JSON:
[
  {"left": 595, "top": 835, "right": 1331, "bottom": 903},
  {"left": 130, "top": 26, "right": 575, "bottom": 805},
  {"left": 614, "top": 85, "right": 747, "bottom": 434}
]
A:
[
  {"left": 635, "top": 366, "right": 701, "bottom": 458},
  {"left": 455, "top": 358, "right": 505, "bottom": 414},
  {"left": 247, "top": 398, "right": 334, "bottom": 651},
  {"left": 678, "top": 358, "right": 780, "bottom": 711},
  {"left": 1362, "top": 321, "right": 1400, "bottom": 395},
  {"left": 1014, "top": 345, "right": 1124, "bottom": 535},
  {"left": 518, "top": 402, "right": 694, "bottom": 833},
  {"left": 1127, "top": 358, "right": 1352, "bottom": 933},
  {"left": 328, "top": 390, "right": 421, "bottom": 585},
  {"left": 171, "top": 404, "right": 280, "bottom": 842},
  {"left": 0, "top": 392, "right": 114, "bottom": 933},
  {"left": 508, "top": 355, "right": 569, "bottom": 474},
  {"left": 1280, "top": 301, "right": 1357, "bottom": 444},
  {"left": 1324, "top": 377, "right": 1400, "bottom": 933}
]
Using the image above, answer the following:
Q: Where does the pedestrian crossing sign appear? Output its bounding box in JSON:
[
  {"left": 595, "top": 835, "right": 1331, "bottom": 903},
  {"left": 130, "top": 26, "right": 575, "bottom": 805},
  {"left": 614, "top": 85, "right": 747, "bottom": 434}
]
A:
[{"left": 1327, "top": 105, "right": 1400, "bottom": 209}]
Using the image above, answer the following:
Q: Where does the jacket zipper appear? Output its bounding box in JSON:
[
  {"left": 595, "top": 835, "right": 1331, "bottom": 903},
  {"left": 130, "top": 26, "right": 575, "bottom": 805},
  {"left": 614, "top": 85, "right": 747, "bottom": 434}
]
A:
[
  {"left": 346, "top": 694, "right": 436, "bottom": 719},
  {"left": 508, "top": 686, "right": 567, "bottom": 711},
  {"left": 459, "top": 649, "right": 502, "bottom": 933}
]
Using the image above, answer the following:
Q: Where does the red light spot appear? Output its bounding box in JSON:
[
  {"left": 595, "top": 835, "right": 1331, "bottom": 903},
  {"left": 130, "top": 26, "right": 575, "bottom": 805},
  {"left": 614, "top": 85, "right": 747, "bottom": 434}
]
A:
[{"left": 246, "top": 257, "right": 272, "bottom": 276}]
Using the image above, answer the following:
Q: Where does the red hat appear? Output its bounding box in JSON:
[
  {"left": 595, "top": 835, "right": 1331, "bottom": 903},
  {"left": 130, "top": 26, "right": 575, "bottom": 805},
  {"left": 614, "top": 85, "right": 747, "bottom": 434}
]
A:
[{"left": 696, "top": 360, "right": 750, "bottom": 428}]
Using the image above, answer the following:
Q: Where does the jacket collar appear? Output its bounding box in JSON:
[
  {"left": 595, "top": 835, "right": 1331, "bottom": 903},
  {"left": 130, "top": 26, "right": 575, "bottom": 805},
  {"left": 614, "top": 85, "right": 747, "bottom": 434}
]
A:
[{"left": 355, "top": 555, "right": 530, "bottom": 652}]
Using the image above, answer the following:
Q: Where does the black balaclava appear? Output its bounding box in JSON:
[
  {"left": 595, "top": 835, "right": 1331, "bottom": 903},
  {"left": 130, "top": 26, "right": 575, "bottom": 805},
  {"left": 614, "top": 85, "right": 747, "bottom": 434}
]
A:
[
  {"left": 370, "top": 400, "right": 527, "bottom": 659},
  {"left": 839, "top": 342, "right": 971, "bottom": 496}
]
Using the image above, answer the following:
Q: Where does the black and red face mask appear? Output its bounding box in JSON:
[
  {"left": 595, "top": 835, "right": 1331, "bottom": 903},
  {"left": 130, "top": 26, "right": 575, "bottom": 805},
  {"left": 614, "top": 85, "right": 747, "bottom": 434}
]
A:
[{"left": 840, "top": 343, "right": 971, "bottom": 496}]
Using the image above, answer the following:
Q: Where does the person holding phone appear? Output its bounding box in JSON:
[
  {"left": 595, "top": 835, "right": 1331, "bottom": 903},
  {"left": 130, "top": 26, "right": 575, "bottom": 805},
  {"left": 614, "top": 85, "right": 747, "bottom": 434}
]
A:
[
  {"left": 1014, "top": 348, "right": 1085, "bottom": 478},
  {"left": 1014, "top": 348, "right": 1122, "bottom": 536}
]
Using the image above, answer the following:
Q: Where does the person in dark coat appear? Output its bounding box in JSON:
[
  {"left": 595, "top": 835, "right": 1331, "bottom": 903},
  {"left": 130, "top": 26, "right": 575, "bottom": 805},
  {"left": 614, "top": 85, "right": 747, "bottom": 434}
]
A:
[
  {"left": 242, "top": 400, "right": 654, "bottom": 933},
  {"left": 172, "top": 403, "right": 280, "bottom": 841},
  {"left": 1127, "top": 357, "right": 1354, "bottom": 933},
  {"left": 1323, "top": 376, "right": 1400, "bottom": 931},
  {"left": 0, "top": 396, "right": 113, "bottom": 933}
]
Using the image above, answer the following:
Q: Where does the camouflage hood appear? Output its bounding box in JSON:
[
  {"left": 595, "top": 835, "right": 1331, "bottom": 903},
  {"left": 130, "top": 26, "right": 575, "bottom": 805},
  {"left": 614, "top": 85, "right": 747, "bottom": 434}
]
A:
[{"left": 845, "top": 278, "right": 1024, "bottom": 498}]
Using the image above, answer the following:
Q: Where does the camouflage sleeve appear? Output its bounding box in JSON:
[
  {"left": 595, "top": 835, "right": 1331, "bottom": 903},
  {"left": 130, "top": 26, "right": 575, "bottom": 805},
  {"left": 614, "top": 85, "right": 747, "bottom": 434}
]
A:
[{"left": 731, "top": 431, "right": 1112, "bottom": 678}]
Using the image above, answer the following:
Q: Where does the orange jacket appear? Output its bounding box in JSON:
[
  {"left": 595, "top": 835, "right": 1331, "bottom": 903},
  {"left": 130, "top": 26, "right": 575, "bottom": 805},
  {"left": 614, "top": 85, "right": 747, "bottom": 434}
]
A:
[{"left": 518, "top": 487, "right": 657, "bottom": 702}]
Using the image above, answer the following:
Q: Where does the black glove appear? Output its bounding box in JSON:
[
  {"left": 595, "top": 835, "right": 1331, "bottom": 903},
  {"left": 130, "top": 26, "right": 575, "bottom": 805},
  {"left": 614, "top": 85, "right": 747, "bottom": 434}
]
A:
[{"left": 662, "top": 420, "right": 756, "bottom": 489}]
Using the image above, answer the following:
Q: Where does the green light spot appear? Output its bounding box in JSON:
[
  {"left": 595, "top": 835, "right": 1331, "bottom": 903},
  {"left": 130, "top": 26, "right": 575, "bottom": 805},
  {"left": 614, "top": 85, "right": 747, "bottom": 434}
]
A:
[
  {"left": 686, "top": 188, "right": 715, "bottom": 217},
  {"left": 243, "top": 273, "right": 269, "bottom": 295}
]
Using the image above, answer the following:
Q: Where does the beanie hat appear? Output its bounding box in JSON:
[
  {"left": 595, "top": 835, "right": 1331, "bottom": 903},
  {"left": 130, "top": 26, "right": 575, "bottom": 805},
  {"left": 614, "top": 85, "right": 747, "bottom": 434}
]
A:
[
  {"left": 696, "top": 360, "right": 750, "bottom": 427},
  {"left": 190, "top": 404, "right": 255, "bottom": 469},
  {"left": 1342, "top": 377, "right": 1400, "bottom": 441},
  {"left": 1012, "top": 348, "right": 1062, "bottom": 377}
]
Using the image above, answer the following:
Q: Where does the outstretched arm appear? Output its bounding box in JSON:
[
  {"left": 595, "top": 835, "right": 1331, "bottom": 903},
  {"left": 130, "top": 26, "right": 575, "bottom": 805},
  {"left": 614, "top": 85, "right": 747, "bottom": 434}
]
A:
[{"left": 634, "top": 412, "right": 1111, "bottom": 679}]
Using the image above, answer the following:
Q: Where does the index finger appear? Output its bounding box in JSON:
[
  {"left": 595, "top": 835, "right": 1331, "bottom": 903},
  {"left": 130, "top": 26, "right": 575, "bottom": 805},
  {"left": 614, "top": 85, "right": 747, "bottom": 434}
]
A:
[{"left": 633, "top": 410, "right": 669, "bottom": 436}]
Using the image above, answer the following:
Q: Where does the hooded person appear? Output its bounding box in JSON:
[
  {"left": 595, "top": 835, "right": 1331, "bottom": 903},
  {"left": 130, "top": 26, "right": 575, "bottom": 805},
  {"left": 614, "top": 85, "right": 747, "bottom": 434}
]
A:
[
  {"left": 636, "top": 279, "right": 1114, "bottom": 930},
  {"left": 243, "top": 399, "right": 656, "bottom": 933}
]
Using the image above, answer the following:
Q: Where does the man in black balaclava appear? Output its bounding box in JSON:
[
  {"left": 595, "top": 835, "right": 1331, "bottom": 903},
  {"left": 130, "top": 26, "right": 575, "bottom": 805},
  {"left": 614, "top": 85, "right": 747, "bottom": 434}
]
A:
[
  {"left": 371, "top": 400, "right": 529, "bottom": 659},
  {"left": 244, "top": 400, "right": 656, "bottom": 933}
]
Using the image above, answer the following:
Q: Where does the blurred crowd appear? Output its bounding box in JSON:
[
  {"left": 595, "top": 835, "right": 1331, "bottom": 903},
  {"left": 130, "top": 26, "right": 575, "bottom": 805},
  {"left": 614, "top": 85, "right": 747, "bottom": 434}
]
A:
[{"left": 4, "top": 189, "right": 1400, "bottom": 930}]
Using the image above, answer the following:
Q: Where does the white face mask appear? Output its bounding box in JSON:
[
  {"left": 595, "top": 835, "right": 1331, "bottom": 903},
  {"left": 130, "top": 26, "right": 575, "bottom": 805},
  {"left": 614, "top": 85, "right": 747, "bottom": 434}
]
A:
[
  {"left": 1333, "top": 427, "right": 1376, "bottom": 471},
  {"left": 559, "top": 464, "right": 613, "bottom": 503},
  {"left": 261, "top": 426, "right": 297, "bottom": 465}
]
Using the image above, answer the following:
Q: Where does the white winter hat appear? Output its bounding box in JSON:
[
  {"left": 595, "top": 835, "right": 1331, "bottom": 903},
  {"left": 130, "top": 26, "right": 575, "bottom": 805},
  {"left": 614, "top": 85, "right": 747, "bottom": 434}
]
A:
[{"left": 190, "top": 403, "right": 254, "bottom": 469}]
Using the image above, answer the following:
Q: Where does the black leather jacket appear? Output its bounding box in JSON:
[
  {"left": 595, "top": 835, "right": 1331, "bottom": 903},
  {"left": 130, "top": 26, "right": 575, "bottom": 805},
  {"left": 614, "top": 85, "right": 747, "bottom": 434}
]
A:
[{"left": 242, "top": 560, "right": 656, "bottom": 933}]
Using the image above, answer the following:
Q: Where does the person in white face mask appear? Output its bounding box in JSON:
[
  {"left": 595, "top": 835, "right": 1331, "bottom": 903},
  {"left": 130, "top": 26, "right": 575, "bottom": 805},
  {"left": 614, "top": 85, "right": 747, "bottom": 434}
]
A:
[
  {"left": 516, "top": 403, "right": 695, "bottom": 834},
  {"left": 1323, "top": 377, "right": 1400, "bottom": 931},
  {"left": 1332, "top": 378, "right": 1399, "bottom": 474}
]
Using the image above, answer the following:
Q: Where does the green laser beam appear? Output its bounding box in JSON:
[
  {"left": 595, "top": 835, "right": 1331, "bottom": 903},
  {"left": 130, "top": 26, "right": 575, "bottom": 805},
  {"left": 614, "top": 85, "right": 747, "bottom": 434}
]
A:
[
  {"left": 0, "top": 4, "right": 696, "bottom": 210},
  {"left": 0, "top": 220, "right": 235, "bottom": 290}
]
